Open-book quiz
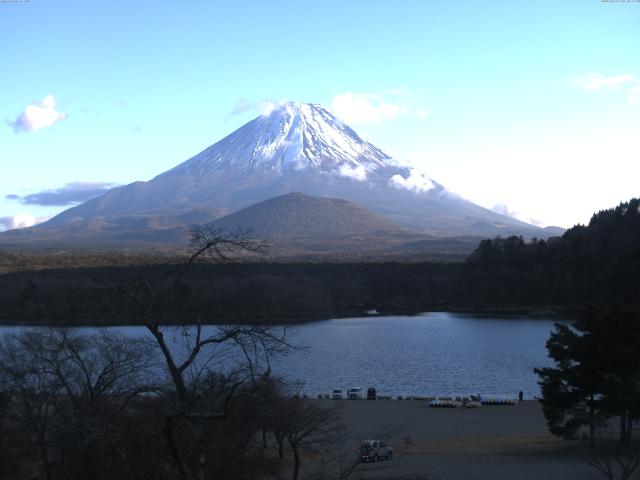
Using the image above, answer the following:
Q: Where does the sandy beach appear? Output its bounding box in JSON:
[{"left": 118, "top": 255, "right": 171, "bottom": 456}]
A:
[{"left": 314, "top": 399, "right": 604, "bottom": 480}]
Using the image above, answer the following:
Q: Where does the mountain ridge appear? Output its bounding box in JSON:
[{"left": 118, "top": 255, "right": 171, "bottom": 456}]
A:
[
  {"left": 210, "top": 192, "right": 405, "bottom": 239},
  {"left": 3, "top": 102, "right": 560, "bottom": 250}
]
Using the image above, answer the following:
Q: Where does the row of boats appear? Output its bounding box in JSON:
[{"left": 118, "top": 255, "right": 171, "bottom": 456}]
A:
[
  {"left": 314, "top": 391, "right": 518, "bottom": 407},
  {"left": 429, "top": 395, "right": 517, "bottom": 408}
]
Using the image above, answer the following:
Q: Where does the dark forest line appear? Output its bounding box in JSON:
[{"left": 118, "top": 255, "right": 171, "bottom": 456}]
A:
[{"left": 0, "top": 198, "right": 638, "bottom": 326}]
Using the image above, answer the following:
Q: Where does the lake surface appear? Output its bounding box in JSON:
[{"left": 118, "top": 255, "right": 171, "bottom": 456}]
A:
[
  {"left": 0, "top": 312, "right": 560, "bottom": 399},
  {"left": 274, "top": 312, "right": 559, "bottom": 399}
]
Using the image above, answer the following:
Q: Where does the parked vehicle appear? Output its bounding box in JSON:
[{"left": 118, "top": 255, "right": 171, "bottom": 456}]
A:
[
  {"left": 347, "top": 387, "right": 363, "bottom": 399},
  {"left": 331, "top": 389, "right": 343, "bottom": 399},
  {"left": 359, "top": 440, "right": 393, "bottom": 462},
  {"left": 367, "top": 387, "right": 377, "bottom": 400}
]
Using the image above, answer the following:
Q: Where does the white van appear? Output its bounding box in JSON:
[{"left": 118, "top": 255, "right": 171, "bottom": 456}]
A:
[
  {"left": 359, "top": 440, "right": 393, "bottom": 462},
  {"left": 347, "top": 387, "right": 363, "bottom": 399}
]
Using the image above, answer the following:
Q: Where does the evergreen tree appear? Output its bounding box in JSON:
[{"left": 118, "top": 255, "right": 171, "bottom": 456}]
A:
[
  {"left": 535, "top": 319, "right": 606, "bottom": 445},
  {"left": 536, "top": 308, "right": 640, "bottom": 446}
]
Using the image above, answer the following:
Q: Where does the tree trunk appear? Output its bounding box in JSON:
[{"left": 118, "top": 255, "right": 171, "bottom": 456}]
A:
[
  {"left": 619, "top": 411, "right": 632, "bottom": 447},
  {"left": 262, "top": 427, "right": 268, "bottom": 448},
  {"left": 39, "top": 441, "right": 53, "bottom": 480},
  {"left": 273, "top": 432, "right": 284, "bottom": 459},
  {"left": 278, "top": 437, "right": 284, "bottom": 459},
  {"left": 147, "top": 325, "right": 188, "bottom": 401},
  {"left": 589, "top": 398, "right": 595, "bottom": 447},
  {"left": 164, "top": 417, "right": 190, "bottom": 480},
  {"left": 291, "top": 442, "right": 300, "bottom": 480}
]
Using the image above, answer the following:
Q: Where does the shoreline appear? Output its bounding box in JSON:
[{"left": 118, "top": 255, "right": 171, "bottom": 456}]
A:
[{"left": 0, "top": 305, "right": 578, "bottom": 328}]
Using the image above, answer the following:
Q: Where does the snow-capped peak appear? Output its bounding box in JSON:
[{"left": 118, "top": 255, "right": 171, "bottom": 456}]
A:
[
  {"left": 260, "top": 102, "right": 390, "bottom": 172},
  {"left": 161, "top": 102, "right": 436, "bottom": 195},
  {"left": 166, "top": 102, "right": 394, "bottom": 178}
]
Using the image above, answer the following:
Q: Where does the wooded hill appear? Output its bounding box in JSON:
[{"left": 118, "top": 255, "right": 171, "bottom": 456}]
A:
[
  {"left": 0, "top": 198, "right": 638, "bottom": 325},
  {"left": 459, "top": 198, "right": 640, "bottom": 311}
]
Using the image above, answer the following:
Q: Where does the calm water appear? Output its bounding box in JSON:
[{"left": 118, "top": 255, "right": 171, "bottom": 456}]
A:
[
  {"left": 276, "top": 313, "right": 559, "bottom": 399},
  {"left": 0, "top": 312, "right": 560, "bottom": 399}
]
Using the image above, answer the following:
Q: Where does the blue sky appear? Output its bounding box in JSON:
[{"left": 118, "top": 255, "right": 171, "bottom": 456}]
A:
[{"left": 1, "top": 0, "right": 639, "bottom": 230}]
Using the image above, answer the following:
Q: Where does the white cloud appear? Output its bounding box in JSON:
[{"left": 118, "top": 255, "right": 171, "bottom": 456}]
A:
[
  {"left": 259, "top": 100, "right": 287, "bottom": 116},
  {"left": 228, "top": 98, "right": 288, "bottom": 117},
  {"left": 491, "top": 203, "right": 516, "bottom": 217},
  {"left": 492, "top": 204, "right": 544, "bottom": 227},
  {"left": 338, "top": 164, "right": 367, "bottom": 181},
  {"left": 331, "top": 92, "right": 419, "bottom": 124},
  {"left": 421, "top": 126, "right": 640, "bottom": 228},
  {"left": 573, "top": 73, "right": 634, "bottom": 91},
  {"left": 10, "top": 95, "right": 67, "bottom": 133},
  {"left": 230, "top": 92, "right": 429, "bottom": 123},
  {"left": 388, "top": 168, "right": 435, "bottom": 193},
  {"left": 572, "top": 73, "right": 640, "bottom": 103},
  {"left": 414, "top": 108, "right": 429, "bottom": 119},
  {"left": 229, "top": 98, "right": 253, "bottom": 115},
  {"left": 628, "top": 84, "right": 640, "bottom": 104},
  {"left": 0, "top": 213, "right": 49, "bottom": 231}
]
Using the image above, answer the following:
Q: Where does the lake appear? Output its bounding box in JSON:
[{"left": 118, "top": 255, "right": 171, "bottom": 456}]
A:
[{"left": 0, "top": 312, "right": 560, "bottom": 399}]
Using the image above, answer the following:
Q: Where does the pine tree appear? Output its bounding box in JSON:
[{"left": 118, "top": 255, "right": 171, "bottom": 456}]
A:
[{"left": 536, "top": 308, "right": 640, "bottom": 446}]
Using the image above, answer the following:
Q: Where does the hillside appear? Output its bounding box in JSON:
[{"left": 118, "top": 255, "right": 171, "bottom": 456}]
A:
[
  {"left": 1, "top": 103, "right": 556, "bottom": 252},
  {"left": 210, "top": 192, "right": 403, "bottom": 239}
]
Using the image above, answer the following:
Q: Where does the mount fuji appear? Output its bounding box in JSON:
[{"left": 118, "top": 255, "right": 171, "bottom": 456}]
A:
[{"left": 3, "top": 102, "right": 559, "bottom": 251}]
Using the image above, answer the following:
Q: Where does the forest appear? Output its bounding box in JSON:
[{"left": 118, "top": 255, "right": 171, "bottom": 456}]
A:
[
  {"left": 0, "top": 198, "right": 638, "bottom": 325},
  {"left": 1, "top": 199, "right": 639, "bottom": 480}
]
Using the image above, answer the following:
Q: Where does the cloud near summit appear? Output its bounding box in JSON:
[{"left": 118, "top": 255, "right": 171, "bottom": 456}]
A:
[
  {"left": 10, "top": 95, "right": 67, "bottom": 133},
  {"left": 330, "top": 91, "right": 428, "bottom": 124},
  {"left": 229, "top": 98, "right": 288, "bottom": 117},
  {"left": 492, "top": 203, "right": 545, "bottom": 228},
  {"left": 229, "top": 91, "right": 429, "bottom": 124}
]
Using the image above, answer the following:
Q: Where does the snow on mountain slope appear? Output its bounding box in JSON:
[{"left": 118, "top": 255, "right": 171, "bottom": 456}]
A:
[
  {"left": 158, "top": 102, "right": 433, "bottom": 194},
  {"left": 166, "top": 103, "right": 391, "bottom": 175},
  {"left": 40, "top": 102, "right": 549, "bottom": 238}
]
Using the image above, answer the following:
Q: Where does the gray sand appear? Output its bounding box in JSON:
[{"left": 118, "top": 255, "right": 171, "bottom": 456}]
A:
[{"left": 314, "top": 399, "right": 605, "bottom": 480}]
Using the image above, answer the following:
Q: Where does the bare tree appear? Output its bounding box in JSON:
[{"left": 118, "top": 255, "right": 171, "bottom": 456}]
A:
[
  {"left": 0, "top": 330, "right": 63, "bottom": 480},
  {"left": 46, "top": 330, "right": 155, "bottom": 480},
  {"left": 0, "top": 328, "right": 155, "bottom": 480},
  {"left": 113, "top": 226, "right": 293, "bottom": 480},
  {"left": 280, "top": 398, "right": 340, "bottom": 480},
  {"left": 589, "top": 445, "right": 640, "bottom": 480},
  {"left": 0, "top": 389, "right": 10, "bottom": 478}
]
